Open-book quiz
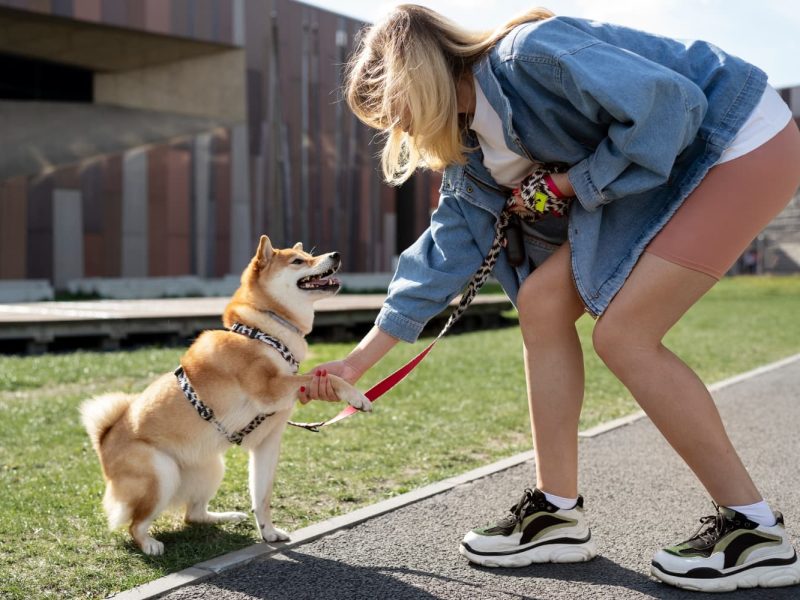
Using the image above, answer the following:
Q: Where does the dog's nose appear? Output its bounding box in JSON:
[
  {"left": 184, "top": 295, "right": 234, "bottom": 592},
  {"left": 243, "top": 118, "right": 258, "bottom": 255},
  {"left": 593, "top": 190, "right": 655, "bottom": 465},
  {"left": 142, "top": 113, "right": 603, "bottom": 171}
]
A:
[{"left": 330, "top": 252, "right": 340, "bottom": 262}]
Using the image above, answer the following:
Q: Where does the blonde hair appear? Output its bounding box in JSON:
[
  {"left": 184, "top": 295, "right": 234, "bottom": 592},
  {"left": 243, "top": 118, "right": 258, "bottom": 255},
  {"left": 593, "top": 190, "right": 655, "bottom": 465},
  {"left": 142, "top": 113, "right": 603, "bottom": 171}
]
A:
[{"left": 345, "top": 4, "right": 554, "bottom": 185}]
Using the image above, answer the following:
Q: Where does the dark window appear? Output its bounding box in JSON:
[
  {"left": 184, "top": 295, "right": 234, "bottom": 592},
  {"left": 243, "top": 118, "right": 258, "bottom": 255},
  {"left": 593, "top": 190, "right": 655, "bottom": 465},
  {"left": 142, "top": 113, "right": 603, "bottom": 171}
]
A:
[{"left": 0, "top": 52, "right": 93, "bottom": 101}]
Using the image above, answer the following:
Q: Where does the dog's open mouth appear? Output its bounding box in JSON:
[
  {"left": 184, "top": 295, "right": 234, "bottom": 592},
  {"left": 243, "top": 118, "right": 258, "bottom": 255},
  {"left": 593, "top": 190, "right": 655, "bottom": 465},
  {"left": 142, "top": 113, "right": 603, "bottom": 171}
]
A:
[{"left": 297, "top": 267, "right": 341, "bottom": 291}]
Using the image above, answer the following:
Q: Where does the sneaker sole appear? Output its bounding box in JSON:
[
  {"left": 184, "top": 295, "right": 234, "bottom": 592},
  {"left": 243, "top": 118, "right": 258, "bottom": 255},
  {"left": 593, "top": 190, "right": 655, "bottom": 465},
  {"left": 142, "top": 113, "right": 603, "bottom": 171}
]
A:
[
  {"left": 651, "top": 556, "right": 800, "bottom": 592},
  {"left": 459, "top": 537, "right": 597, "bottom": 568}
]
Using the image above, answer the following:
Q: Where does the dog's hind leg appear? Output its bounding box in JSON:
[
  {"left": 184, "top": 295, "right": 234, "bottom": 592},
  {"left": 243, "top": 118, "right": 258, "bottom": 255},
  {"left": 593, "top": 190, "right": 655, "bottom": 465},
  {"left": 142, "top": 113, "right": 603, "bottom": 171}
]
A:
[
  {"left": 183, "top": 455, "right": 247, "bottom": 524},
  {"left": 249, "top": 414, "right": 291, "bottom": 543},
  {"left": 127, "top": 448, "right": 180, "bottom": 555}
]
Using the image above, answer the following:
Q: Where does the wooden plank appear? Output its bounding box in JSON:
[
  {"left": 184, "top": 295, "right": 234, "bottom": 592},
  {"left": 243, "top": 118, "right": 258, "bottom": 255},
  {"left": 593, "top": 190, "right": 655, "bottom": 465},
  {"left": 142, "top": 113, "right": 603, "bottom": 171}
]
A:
[
  {"left": 143, "top": 0, "right": 170, "bottom": 35},
  {"left": 165, "top": 144, "right": 191, "bottom": 275},
  {"left": 51, "top": 0, "right": 72, "bottom": 17},
  {"left": 80, "top": 160, "right": 104, "bottom": 277},
  {"left": 147, "top": 145, "right": 168, "bottom": 277},
  {"left": 100, "top": 0, "right": 126, "bottom": 27},
  {"left": 26, "top": 173, "right": 53, "bottom": 281},
  {"left": 72, "top": 0, "right": 100, "bottom": 22},
  {"left": 0, "top": 295, "right": 513, "bottom": 353},
  {"left": 211, "top": 130, "right": 231, "bottom": 276},
  {"left": 103, "top": 155, "right": 123, "bottom": 277},
  {"left": 0, "top": 176, "right": 28, "bottom": 279}
]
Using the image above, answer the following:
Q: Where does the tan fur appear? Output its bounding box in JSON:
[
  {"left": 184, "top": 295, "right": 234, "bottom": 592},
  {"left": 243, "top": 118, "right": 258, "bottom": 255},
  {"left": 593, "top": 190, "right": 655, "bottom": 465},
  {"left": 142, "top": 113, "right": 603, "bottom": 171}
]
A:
[{"left": 81, "top": 236, "right": 371, "bottom": 555}]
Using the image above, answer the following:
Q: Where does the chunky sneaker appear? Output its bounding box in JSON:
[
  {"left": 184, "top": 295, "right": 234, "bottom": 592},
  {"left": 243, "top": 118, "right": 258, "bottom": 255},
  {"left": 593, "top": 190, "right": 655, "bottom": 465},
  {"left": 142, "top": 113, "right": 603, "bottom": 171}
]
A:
[
  {"left": 459, "top": 488, "right": 597, "bottom": 567},
  {"left": 651, "top": 505, "right": 800, "bottom": 592}
]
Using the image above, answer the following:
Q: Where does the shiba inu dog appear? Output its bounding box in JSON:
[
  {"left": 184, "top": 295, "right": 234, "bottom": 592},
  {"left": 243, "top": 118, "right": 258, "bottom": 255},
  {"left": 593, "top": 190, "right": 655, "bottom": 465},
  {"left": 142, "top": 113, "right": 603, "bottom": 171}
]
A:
[{"left": 81, "top": 236, "right": 371, "bottom": 555}]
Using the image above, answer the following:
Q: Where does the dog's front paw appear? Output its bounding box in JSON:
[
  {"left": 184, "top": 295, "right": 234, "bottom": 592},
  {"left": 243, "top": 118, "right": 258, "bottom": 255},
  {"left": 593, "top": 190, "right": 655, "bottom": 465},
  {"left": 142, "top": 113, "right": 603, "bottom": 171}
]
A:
[
  {"left": 342, "top": 389, "right": 373, "bottom": 413},
  {"left": 261, "top": 526, "right": 290, "bottom": 543}
]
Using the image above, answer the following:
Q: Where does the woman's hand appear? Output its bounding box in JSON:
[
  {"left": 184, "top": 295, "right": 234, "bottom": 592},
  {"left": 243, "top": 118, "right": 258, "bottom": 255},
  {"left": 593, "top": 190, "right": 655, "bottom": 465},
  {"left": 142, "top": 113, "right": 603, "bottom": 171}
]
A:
[
  {"left": 298, "top": 358, "right": 364, "bottom": 404},
  {"left": 298, "top": 326, "right": 399, "bottom": 405},
  {"left": 511, "top": 167, "right": 573, "bottom": 221}
]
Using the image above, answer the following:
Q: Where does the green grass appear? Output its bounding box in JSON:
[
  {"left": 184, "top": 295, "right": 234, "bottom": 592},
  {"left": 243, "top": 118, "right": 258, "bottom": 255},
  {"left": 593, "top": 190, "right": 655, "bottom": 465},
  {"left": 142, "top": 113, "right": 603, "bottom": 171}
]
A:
[{"left": 1, "top": 276, "right": 799, "bottom": 598}]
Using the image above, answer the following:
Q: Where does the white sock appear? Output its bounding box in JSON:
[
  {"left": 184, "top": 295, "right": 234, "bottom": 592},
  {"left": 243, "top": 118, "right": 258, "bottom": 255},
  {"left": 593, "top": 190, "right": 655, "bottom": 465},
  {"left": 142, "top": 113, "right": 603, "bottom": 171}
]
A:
[
  {"left": 727, "top": 500, "right": 777, "bottom": 527},
  {"left": 543, "top": 491, "right": 578, "bottom": 510}
]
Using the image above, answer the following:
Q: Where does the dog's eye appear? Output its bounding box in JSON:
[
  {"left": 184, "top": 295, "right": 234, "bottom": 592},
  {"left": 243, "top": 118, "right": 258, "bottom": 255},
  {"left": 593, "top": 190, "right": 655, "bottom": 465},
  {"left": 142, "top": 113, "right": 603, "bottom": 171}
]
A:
[{"left": 291, "top": 258, "right": 305, "bottom": 265}]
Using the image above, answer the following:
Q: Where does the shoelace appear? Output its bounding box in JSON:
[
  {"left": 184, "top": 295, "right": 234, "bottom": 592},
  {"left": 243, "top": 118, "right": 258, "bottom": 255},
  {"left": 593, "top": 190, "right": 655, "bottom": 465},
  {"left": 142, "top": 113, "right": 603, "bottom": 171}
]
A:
[
  {"left": 496, "top": 488, "right": 546, "bottom": 529},
  {"left": 689, "top": 504, "right": 738, "bottom": 545}
]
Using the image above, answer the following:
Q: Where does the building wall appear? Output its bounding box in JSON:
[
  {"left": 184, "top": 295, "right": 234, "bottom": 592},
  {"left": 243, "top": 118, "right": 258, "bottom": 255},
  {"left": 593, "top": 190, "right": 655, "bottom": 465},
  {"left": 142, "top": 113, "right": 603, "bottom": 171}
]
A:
[
  {"left": 0, "top": 128, "right": 241, "bottom": 285},
  {"left": 94, "top": 49, "right": 247, "bottom": 122},
  {"left": 0, "top": 0, "right": 439, "bottom": 289},
  {"left": 0, "top": 0, "right": 242, "bottom": 45}
]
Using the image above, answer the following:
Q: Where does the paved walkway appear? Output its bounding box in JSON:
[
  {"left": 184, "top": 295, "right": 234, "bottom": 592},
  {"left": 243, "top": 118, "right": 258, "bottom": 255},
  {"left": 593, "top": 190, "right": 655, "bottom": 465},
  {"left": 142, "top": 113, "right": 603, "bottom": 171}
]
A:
[{"left": 161, "top": 359, "right": 800, "bottom": 600}]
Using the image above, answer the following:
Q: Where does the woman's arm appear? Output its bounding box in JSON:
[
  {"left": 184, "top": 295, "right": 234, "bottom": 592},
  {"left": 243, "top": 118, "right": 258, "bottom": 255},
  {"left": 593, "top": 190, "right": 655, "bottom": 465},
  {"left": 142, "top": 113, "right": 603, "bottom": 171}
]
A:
[
  {"left": 510, "top": 20, "right": 708, "bottom": 210},
  {"left": 302, "top": 188, "right": 488, "bottom": 402}
]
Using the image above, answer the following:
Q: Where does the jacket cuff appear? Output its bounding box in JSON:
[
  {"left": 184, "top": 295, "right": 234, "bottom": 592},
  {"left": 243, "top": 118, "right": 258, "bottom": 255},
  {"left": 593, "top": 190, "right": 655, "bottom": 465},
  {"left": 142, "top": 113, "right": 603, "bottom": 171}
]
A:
[
  {"left": 567, "top": 159, "right": 604, "bottom": 212},
  {"left": 375, "top": 304, "right": 425, "bottom": 344}
]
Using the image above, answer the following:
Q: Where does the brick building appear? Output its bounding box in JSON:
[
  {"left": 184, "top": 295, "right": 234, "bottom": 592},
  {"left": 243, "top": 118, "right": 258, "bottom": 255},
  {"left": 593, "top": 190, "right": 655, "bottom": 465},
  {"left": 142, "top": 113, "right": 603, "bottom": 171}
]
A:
[
  {"left": 0, "top": 2, "right": 798, "bottom": 298},
  {"left": 0, "top": 0, "right": 439, "bottom": 296}
]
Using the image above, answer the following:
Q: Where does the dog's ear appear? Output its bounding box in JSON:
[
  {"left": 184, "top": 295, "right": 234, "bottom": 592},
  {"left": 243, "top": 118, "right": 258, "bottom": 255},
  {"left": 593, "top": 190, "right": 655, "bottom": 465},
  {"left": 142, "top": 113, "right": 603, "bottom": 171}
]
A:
[
  {"left": 293, "top": 242, "right": 303, "bottom": 252},
  {"left": 255, "top": 235, "right": 274, "bottom": 269}
]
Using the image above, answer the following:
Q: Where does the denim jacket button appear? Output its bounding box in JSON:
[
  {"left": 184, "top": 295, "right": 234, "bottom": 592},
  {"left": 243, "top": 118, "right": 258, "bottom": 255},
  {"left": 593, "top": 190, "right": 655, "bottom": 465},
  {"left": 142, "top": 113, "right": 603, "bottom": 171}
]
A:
[{"left": 466, "top": 185, "right": 473, "bottom": 193}]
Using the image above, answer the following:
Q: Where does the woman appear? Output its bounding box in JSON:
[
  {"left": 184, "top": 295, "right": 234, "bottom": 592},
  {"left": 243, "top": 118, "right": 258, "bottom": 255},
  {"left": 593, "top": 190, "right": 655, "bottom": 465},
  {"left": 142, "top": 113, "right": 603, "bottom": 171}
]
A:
[{"left": 303, "top": 4, "right": 800, "bottom": 591}]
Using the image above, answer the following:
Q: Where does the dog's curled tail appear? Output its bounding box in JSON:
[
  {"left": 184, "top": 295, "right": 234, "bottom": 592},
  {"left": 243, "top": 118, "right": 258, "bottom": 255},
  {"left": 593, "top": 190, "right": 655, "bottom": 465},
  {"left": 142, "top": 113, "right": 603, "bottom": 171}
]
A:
[{"left": 80, "top": 393, "right": 132, "bottom": 452}]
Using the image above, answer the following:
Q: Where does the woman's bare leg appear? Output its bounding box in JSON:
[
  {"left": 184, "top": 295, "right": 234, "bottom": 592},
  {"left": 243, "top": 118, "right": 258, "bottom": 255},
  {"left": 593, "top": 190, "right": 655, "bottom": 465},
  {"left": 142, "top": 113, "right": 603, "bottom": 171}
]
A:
[
  {"left": 517, "top": 243, "right": 586, "bottom": 498},
  {"left": 592, "top": 253, "right": 761, "bottom": 505}
]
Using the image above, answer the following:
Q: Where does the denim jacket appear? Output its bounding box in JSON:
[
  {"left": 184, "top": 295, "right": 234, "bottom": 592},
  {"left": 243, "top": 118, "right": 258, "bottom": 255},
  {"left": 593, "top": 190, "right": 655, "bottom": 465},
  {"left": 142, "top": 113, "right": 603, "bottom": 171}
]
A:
[{"left": 376, "top": 16, "right": 768, "bottom": 343}]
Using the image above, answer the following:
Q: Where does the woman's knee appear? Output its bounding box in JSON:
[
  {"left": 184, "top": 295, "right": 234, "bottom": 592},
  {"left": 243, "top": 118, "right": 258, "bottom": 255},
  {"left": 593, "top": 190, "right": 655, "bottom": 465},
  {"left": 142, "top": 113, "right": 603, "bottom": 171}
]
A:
[
  {"left": 517, "top": 251, "right": 583, "bottom": 335},
  {"left": 592, "top": 312, "right": 660, "bottom": 370}
]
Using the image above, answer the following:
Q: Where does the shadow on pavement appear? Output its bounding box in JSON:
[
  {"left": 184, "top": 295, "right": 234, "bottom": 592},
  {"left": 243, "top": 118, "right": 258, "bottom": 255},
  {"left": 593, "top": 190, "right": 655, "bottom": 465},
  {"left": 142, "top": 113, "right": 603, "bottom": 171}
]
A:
[{"left": 202, "top": 549, "right": 531, "bottom": 600}]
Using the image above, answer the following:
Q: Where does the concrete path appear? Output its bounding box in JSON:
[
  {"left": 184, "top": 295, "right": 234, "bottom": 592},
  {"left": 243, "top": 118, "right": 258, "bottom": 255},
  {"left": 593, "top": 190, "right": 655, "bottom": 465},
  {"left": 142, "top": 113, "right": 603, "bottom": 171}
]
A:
[{"left": 160, "top": 359, "right": 800, "bottom": 600}]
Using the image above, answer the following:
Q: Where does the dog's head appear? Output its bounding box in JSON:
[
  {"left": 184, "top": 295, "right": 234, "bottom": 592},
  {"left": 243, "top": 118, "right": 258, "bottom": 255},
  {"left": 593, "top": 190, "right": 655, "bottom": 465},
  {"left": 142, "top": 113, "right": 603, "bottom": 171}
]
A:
[
  {"left": 224, "top": 235, "right": 341, "bottom": 332},
  {"left": 250, "top": 234, "right": 341, "bottom": 297}
]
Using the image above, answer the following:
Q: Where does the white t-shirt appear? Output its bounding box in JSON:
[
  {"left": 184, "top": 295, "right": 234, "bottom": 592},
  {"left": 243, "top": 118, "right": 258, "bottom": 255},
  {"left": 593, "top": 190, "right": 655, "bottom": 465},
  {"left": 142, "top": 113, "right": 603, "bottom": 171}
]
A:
[
  {"left": 469, "top": 76, "right": 792, "bottom": 182},
  {"left": 470, "top": 77, "right": 538, "bottom": 188}
]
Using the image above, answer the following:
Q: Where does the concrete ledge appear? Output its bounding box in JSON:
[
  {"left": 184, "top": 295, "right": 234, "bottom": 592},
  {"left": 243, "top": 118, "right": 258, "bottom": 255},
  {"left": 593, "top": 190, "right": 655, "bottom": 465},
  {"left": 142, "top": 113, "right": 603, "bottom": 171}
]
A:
[
  {"left": 64, "top": 274, "right": 396, "bottom": 300},
  {"left": 66, "top": 276, "right": 242, "bottom": 299},
  {"left": 0, "top": 280, "right": 54, "bottom": 302}
]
